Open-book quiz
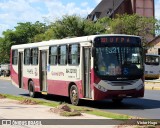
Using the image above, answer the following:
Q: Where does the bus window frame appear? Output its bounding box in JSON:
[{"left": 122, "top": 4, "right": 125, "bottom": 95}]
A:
[
  {"left": 68, "top": 43, "right": 80, "bottom": 66},
  {"left": 31, "top": 48, "right": 39, "bottom": 65},
  {"left": 49, "top": 45, "right": 58, "bottom": 65},
  {"left": 24, "top": 48, "right": 31, "bottom": 65},
  {"left": 58, "top": 44, "right": 68, "bottom": 65},
  {"left": 12, "top": 49, "right": 18, "bottom": 65}
]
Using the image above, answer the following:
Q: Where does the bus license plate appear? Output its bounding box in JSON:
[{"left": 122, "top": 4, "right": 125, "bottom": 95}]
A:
[{"left": 118, "top": 94, "right": 126, "bottom": 97}]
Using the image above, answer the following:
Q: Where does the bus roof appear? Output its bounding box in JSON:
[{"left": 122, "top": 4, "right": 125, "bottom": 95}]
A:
[{"left": 11, "top": 34, "right": 140, "bottom": 50}]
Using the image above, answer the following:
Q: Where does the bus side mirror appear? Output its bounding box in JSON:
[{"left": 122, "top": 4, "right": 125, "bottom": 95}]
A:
[{"left": 92, "top": 48, "right": 95, "bottom": 57}]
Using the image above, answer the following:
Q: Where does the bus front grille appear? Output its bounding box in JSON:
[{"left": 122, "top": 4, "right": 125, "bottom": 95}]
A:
[{"left": 107, "top": 80, "right": 137, "bottom": 86}]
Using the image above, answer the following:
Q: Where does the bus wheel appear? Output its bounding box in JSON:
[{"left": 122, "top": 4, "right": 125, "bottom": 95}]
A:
[
  {"left": 69, "top": 85, "right": 79, "bottom": 106},
  {"left": 29, "top": 81, "right": 36, "bottom": 98},
  {"left": 112, "top": 98, "right": 123, "bottom": 103}
]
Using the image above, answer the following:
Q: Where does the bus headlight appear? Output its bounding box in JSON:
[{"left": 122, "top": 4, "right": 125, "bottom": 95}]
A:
[
  {"left": 95, "top": 84, "right": 107, "bottom": 92},
  {"left": 136, "top": 83, "right": 143, "bottom": 91}
]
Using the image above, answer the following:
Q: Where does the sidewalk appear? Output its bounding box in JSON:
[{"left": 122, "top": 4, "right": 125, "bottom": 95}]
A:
[
  {"left": 0, "top": 76, "right": 11, "bottom": 81},
  {"left": 145, "top": 79, "right": 160, "bottom": 90},
  {"left": 0, "top": 98, "right": 117, "bottom": 128}
]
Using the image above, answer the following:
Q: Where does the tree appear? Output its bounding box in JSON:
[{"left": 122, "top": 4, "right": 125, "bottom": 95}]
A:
[
  {"left": 50, "top": 15, "right": 105, "bottom": 39},
  {"left": 0, "top": 21, "right": 47, "bottom": 63},
  {"left": 0, "top": 30, "right": 16, "bottom": 63},
  {"left": 94, "top": 17, "right": 112, "bottom": 34},
  {"left": 0, "top": 14, "right": 159, "bottom": 63},
  {"left": 14, "top": 21, "right": 47, "bottom": 43},
  {"left": 107, "top": 14, "right": 159, "bottom": 45}
]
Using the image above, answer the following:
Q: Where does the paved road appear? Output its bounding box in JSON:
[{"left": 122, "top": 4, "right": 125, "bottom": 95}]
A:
[
  {"left": 0, "top": 79, "right": 160, "bottom": 119},
  {"left": 0, "top": 79, "right": 28, "bottom": 96},
  {"left": 82, "top": 91, "right": 160, "bottom": 119}
]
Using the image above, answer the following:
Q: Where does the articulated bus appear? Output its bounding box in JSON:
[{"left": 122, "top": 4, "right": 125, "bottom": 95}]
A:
[
  {"left": 11, "top": 34, "right": 144, "bottom": 105},
  {"left": 145, "top": 54, "right": 160, "bottom": 79}
]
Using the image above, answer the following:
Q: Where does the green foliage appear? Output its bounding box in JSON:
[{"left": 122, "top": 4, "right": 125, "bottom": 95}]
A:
[
  {"left": 107, "top": 14, "right": 158, "bottom": 45},
  {"left": 0, "top": 14, "right": 159, "bottom": 63},
  {"left": 0, "top": 30, "right": 16, "bottom": 63},
  {"left": 14, "top": 21, "right": 47, "bottom": 43},
  {"left": 95, "top": 17, "right": 112, "bottom": 34},
  {"left": 43, "top": 28, "right": 55, "bottom": 41},
  {"left": 50, "top": 15, "right": 98, "bottom": 39},
  {"left": 2, "top": 93, "right": 132, "bottom": 119},
  {"left": 50, "top": 15, "right": 111, "bottom": 39},
  {"left": 0, "top": 21, "right": 47, "bottom": 63}
]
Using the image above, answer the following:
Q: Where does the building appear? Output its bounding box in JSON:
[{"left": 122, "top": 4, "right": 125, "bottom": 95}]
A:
[
  {"left": 87, "top": 0, "right": 155, "bottom": 42},
  {"left": 146, "top": 35, "right": 160, "bottom": 55},
  {"left": 87, "top": 0, "right": 155, "bottom": 21}
]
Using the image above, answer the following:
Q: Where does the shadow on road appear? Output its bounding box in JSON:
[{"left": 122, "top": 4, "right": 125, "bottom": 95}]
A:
[
  {"left": 80, "top": 98, "right": 160, "bottom": 110},
  {"left": 20, "top": 94, "right": 70, "bottom": 103},
  {"left": 20, "top": 94, "right": 160, "bottom": 110}
]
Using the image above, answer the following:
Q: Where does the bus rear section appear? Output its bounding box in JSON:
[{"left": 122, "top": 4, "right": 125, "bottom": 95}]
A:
[
  {"left": 144, "top": 54, "right": 160, "bottom": 79},
  {"left": 92, "top": 35, "right": 144, "bottom": 103}
]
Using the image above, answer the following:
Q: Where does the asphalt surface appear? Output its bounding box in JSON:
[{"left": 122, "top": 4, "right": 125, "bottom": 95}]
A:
[
  {"left": 0, "top": 79, "right": 160, "bottom": 119},
  {"left": 0, "top": 79, "right": 28, "bottom": 96},
  {"left": 83, "top": 90, "right": 160, "bottom": 119}
]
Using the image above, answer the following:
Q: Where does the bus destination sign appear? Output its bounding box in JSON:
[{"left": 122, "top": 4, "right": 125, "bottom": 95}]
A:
[
  {"left": 101, "top": 37, "right": 130, "bottom": 43},
  {"left": 94, "top": 36, "right": 141, "bottom": 47}
]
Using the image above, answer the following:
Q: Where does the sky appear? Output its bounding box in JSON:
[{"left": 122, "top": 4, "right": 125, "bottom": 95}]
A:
[{"left": 0, "top": 0, "right": 160, "bottom": 37}]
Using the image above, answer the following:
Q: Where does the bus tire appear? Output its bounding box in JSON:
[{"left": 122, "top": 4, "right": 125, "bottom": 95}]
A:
[
  {"left": 112, "top": 98, "right": 123, "bottom": 103},
  {"left": 69, "top": 85, "right": 80, "bottom": 106},
  {"left": 29, "top": 81, "right": 36, "bottom": 98}
]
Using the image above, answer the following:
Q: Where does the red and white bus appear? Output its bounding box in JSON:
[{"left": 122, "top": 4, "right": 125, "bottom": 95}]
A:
[{"left": 10, "top": 34, "right": 144, "bottom": 105}]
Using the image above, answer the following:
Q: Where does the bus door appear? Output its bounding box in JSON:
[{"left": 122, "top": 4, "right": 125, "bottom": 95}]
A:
[
  {"left": 18, "top": 52, "right": 23, "bottom": 88},
  {"left": 40, "top": 50, "right": 47, "bottom": 92},
  {"left": 83, "top": 47, "right": 91, "bottom": 98}
]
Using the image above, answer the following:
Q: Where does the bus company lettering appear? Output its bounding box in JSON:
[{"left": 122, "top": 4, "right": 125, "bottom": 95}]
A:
[
  {"left": 66, "top": 69, "right": 77, "bottom": 73},
  {"left": 51, "top": 71, "right": 64, "bottom": 76},
  {"left": 35, "top": 68, "right": 38, "bottom": 76},
  {"left": 27, "top": 69, "right": 34, "bottom": 74},
  {"left": 101, "top": 37, "right": 130, "bottom": 43}
]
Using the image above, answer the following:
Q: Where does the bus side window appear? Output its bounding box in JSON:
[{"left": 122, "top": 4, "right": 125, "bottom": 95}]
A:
[
  {"left": 24, "top": 48, "right": 30, "bottom": 65},
  {"left": 49, "top": 46, "right": 57, "bottom": 65},
  {"left": 31, "top": 48, "right": 38, "bottom": 65},
  {"left": 58, "top": 45, "right": 67, "bottom": 65},
  {"left": 68, "top": 44, "right": 80, "bottom": 65},
  {"left": 12, "top": 49, "right": 18, "bottom": 65}
]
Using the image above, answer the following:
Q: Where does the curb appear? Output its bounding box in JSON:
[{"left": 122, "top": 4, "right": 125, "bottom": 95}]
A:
[
  {"left": 0, "top": 77, "right": 11, "bottom": 81},
  {"left": 145, "top": 80, "right": 160, "bottom": 83},
  {"left": 145, "top": 86, "right": 160, "bottom": 90},
  {"left": 145, "top": 81, "right": 160, "bottom": 90}
]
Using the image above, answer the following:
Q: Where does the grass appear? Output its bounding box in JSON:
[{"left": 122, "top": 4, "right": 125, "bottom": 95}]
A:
[
  {"left": 0, "top": 94, "right": 6, "bottom": 98},
  {"left": 2, "top": 93, "right": 159, "bottom": 127},
  {"left": 87, "top": 109, "right": 132, "bottom": 119},
  {"left": 59, "top": 111, "right": 82, "bottom": 117},
  {"left": 2, "top": 94, "right": 59, "bottom": 107},
  {"left": 0, "top": 93, "right": 137, "bottom": 119},
  {"left": 1, "top": 94, "right": 160, "bottom": 128}
]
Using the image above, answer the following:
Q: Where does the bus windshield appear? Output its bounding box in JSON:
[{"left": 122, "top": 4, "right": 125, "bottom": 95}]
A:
[
  {"left": 94, "top": 47, "right": 143, "bottom": 77},
  {"left": 145, "top": 55, "right": 159, "bottom": 65}
]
